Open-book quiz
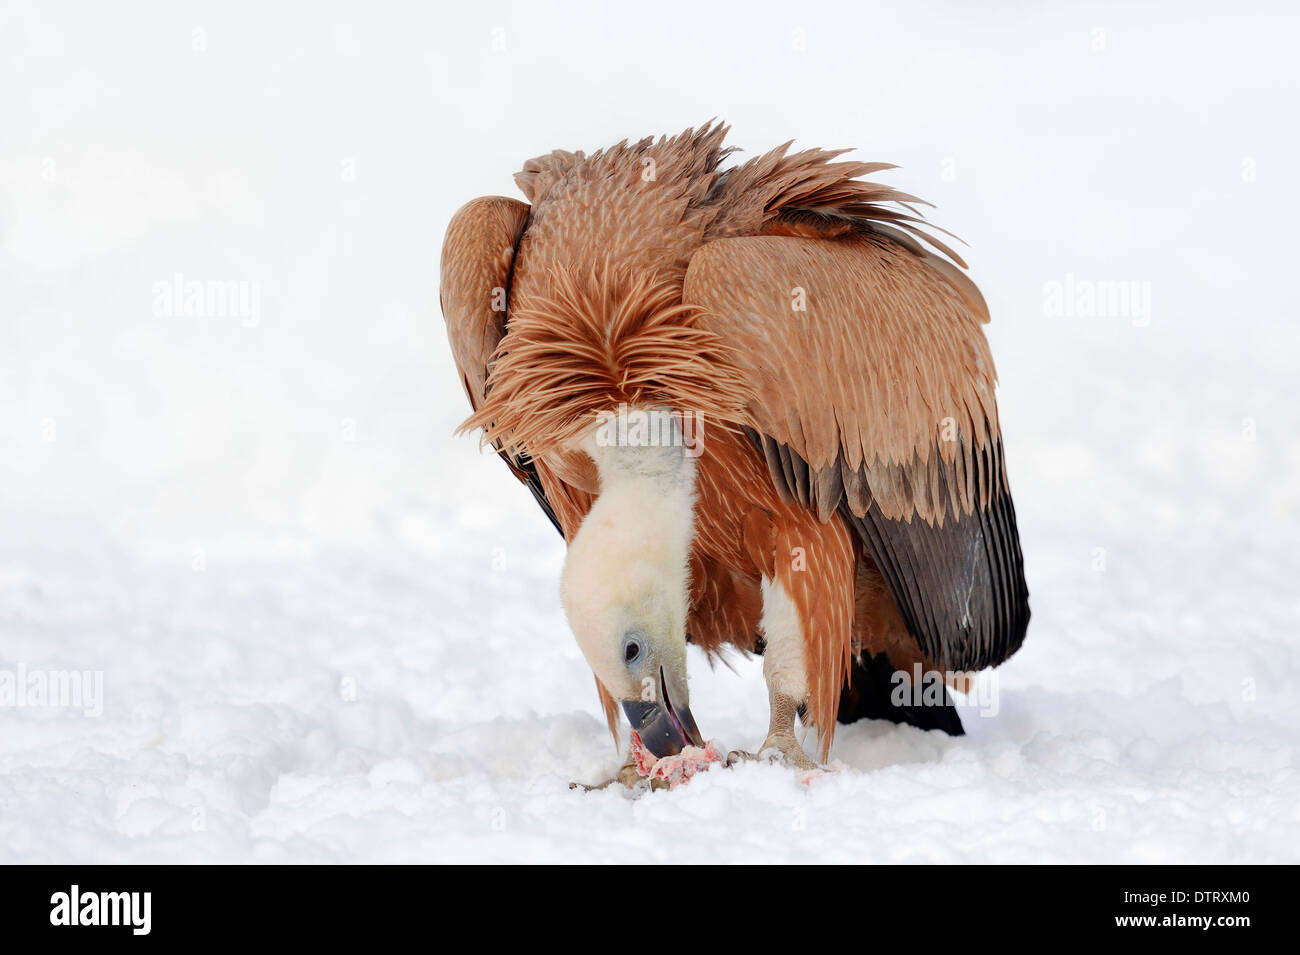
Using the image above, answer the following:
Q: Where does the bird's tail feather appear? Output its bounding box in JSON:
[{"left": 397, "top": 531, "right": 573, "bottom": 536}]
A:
[{"left": 834, "top": 652, "right": 965, "bottom": 735}]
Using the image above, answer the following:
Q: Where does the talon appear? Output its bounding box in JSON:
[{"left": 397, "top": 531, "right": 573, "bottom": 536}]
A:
[
  {"left": 570, "top": 761, "right": 649, "bottom": 792},
  {"left": 757, "top": 733, "right": 818, "bottom": 771},
  {"left": 570, "top": 778, "right": 640, "bottom": 792},
  {"left": 726, "top": 749, "right": 755, "bottom": 767}
]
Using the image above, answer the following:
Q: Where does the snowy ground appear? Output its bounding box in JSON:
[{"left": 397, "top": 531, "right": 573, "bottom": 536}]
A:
[{"left": 2, "top": 1, "right": 1298, "bottom": 863}]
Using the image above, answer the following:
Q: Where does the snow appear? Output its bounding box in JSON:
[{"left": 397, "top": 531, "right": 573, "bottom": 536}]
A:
[{"left": 2, "top": 0, "right": 1298, "bottom": 863}]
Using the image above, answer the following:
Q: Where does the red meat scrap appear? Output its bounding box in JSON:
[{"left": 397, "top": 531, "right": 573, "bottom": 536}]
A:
[{"left": 629, "top": 732, "right": 726, "bottom": 788}]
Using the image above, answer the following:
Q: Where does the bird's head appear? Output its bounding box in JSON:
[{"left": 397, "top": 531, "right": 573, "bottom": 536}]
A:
[{"left": 560, "top": 409, "right": 704, "bottom": 759}]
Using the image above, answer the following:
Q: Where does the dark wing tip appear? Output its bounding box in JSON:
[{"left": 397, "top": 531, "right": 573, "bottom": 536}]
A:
[{"left": 845, "top": 466, "right": 1030, "bottom": 674}]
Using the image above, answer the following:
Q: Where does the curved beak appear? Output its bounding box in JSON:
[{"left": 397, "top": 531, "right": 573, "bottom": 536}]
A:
[{"left": 621, "top": 666, "right": 704, "bottom": 759}]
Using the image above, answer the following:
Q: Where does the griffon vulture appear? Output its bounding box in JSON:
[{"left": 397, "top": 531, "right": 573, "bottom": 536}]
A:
[{"left": 440, "top": 123, "right": 1029, "bottom": 785}]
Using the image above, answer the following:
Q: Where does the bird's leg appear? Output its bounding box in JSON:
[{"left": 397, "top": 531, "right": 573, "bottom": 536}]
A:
[
  {"left": 727, "top": 576, "right": 819, "bottom": 770},
  {"left": 569, "top": 752, "right": 668, "bottom": 793},
  {"left": 758, "top": 687, "right": 818, "bottom": 770},
  {"left": 727, "top": 685, "right": 817, "bottom": 770}
]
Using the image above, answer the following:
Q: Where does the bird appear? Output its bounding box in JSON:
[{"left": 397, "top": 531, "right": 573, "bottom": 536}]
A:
[{"left": 439, "top": 122, "right": 1029, "bottom": 785}]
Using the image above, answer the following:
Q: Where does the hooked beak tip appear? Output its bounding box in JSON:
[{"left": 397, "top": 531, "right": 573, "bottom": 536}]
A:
[{"left": 621, "top": 667, "right": 703, "bottom": 759}]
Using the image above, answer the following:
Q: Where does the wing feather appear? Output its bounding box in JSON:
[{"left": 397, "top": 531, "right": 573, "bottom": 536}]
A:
[
  {"left": 439, "top": 196, "right": 563, "bottom": 535},
  {"left": 684, "top": 234, "right": 1029, "bottom": 671}
]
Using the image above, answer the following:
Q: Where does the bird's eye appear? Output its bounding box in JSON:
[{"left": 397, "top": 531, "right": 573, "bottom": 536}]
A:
[{"left": 623, "top": 638, "right": 642, "bottom": 664}]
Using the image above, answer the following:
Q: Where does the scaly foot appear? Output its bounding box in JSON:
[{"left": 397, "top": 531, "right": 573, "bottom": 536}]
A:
[{"left": 727, "top": 732, "right": 817, "bottom": 771}]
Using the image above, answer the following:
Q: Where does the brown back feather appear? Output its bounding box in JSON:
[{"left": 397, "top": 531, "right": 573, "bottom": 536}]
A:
[{"left": 460, "top": 263, "right": 752, "bottom": 459}]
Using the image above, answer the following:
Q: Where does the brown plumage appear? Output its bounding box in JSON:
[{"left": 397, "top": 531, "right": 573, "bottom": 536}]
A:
[{"left": 441, "top": 123, "right": 1029, "bottom": 765}]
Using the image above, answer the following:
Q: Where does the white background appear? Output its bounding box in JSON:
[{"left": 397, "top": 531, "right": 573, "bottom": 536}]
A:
[{"left": 1, "top": 0, "right": 1297, "bottom": 861}]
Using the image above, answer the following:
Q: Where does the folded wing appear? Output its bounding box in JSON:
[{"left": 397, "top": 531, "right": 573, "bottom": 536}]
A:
[
  {"left": 439, "top": 196, "right": 562, "bottom": 534},
  {"left": 683, "top": 232, "right": 1029, "bottom": 672}
]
